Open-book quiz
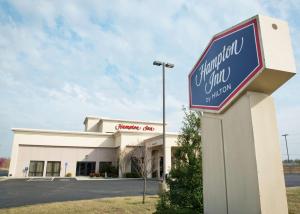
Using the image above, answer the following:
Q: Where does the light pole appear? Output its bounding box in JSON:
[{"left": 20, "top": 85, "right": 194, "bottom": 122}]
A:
[
  {"left": 282, "top": 134, "right": 290, "bottom": 162},
  {"left": 153, "top": 60, "right": 174, "bottom": 184}
]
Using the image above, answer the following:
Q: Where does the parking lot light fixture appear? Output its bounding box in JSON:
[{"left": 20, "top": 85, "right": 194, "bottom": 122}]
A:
[{"left": 153, "top": 60, "right": 174, "bottom": 185}]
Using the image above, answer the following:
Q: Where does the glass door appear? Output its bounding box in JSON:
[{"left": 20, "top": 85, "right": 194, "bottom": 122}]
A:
[{"left": 76, "top": 162, "right": 96, "bottom": 176}]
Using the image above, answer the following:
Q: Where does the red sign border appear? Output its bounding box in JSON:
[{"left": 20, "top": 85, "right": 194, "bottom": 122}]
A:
[{"left": 188, "top": 17, "right": 263, "bottom": 112}]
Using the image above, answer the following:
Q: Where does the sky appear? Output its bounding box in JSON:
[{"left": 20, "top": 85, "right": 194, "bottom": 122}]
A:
[{"left": 0, "top": 0, "right": 299, "bottom": 159}]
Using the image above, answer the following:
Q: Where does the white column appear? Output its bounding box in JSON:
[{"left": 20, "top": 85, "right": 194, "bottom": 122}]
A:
[
  {"left": 146, "top": 147, "right": 152, "bottom": 178},
  {"left": 165, "top": 146, "right": 172, "bottom": 175},
  {"left": 43, "top": 161, "right": 47, "bottom": 177},
  {"left": 95, "top": 161, "right": 99, "bottom": 174}
]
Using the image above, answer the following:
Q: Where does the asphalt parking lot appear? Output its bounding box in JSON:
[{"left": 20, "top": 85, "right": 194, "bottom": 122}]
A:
[
  {"left": 0, "top": 179, "right": 159, "bottom": 208},
  {"left": 285, "top": 174, "right": 300, "bottom": 187},
  {"left": 0, "top": 174, "right": 299, "bottom": 209}
]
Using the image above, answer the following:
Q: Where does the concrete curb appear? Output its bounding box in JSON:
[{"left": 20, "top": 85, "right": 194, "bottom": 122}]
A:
[
  {"left": 1, "top": 177, "right": 161, "bottom": 182},
  {"left": 75, "top": 177, "right": 161, "bottom": 181}
]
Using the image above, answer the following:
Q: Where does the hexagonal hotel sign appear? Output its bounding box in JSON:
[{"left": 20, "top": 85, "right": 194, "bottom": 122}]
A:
[{"left": 189, "top": 17, "right": 263, "bottom": 113}]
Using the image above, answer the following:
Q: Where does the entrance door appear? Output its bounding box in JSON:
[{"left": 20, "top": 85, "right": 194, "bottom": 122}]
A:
[{"left": 76, "top": 162, "right": 96, "bottom": 176}]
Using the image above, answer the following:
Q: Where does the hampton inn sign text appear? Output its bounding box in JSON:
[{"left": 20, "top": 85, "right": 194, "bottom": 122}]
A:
[
  {"left": 115, "top": 124, "right": 155, "bottom": 131},
  {"left": 189, "top": 18, "right": 263, "bottom": 113}
]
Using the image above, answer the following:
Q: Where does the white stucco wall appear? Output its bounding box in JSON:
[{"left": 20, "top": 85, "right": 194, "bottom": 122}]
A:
[
  {"left": 9, "top": 130, "right": 116, "bottom": 177},
  {"left": 15, "top": 146, "right": 117, "bottom": 177},
  {"left": 101, "top": 119, "right": 164, "bottom": 133},
  {"left": 84, "top": 118, "right": 100, "bottom": 132},
  {"left": 118, "top": 132, "right": 161, "bottom": 149}
]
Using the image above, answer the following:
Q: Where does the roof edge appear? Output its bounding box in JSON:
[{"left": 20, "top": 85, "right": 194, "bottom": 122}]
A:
[
  {"left": 84, "top": 116, "right": 165, "bottom": 125},
  {"left": 12, "top": 128, "right": 113, "bottom": 136}
]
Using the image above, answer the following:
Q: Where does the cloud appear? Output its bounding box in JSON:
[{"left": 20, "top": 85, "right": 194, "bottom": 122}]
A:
[
  {"left": 47, "top": 82, "right": 90, "bottom": 103},
  {"left": 0, "top": 0, "right": 299, "bottom": 158}
]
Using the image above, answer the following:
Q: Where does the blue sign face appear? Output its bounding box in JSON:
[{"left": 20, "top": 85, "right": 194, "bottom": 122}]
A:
[{"left": 189, "top": 18, "right": 263, "bottom": 112}]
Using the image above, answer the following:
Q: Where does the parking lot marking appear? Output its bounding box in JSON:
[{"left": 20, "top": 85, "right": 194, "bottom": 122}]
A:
[
  {"left": 57, "top": 178, "right": 71, "bottom": 181},
  {"left": 27, "top": 178, "right": 53, "bottom": 182}
]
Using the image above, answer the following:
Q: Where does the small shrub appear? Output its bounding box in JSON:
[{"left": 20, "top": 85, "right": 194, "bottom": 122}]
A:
[
  {"left": 65, "top": 173, "right": 72, "bottom": 177},
  {"left": 156, "top": 109, "right": 203, "bottom": 213},
  {"left": 95, "top": 173, "right": 100, "bottom": 177},
  {"left": 89, "top": 173, "right": 95, "bottom": 177},
  {"left": 99, "top": 165, "right": 119, "bottom": 178},
  {"left": 108, "top": 166, "right": 119, "bottom": 177},
  {"left": 124, "top": 172, "right": 140, "bottom": 178}
]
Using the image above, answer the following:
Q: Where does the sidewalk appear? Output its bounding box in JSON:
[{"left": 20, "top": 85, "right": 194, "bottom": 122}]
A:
[{"left": 0, "top": 177, "right": 8, "bottom": 182}]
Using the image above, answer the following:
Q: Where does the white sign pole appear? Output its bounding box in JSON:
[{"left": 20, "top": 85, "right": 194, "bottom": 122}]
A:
[{"left": 202, "top": 92, "right": 288, "bottom": 214}]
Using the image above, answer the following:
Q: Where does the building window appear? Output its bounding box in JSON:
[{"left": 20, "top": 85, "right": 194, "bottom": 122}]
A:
[
  {"left": 46, "top": 161, "right": 61, "bottom": 177},
  {"left": 28, "top": 161, "right": 44, "bottom": 177}
]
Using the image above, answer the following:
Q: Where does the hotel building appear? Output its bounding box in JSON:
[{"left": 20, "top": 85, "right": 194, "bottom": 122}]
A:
[{"left": 8, "top": 116, "right": 178, "bottom": 178}]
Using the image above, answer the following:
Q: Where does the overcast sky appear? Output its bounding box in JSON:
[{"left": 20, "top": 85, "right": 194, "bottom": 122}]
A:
[{"left": 0, "top": 0, "right": 299, "bottom": 159}]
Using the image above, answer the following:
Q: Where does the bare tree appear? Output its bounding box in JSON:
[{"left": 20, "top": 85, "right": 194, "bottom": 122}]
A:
[{"left": 129, "top": 143, "right": 153, "bottom": 204}]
